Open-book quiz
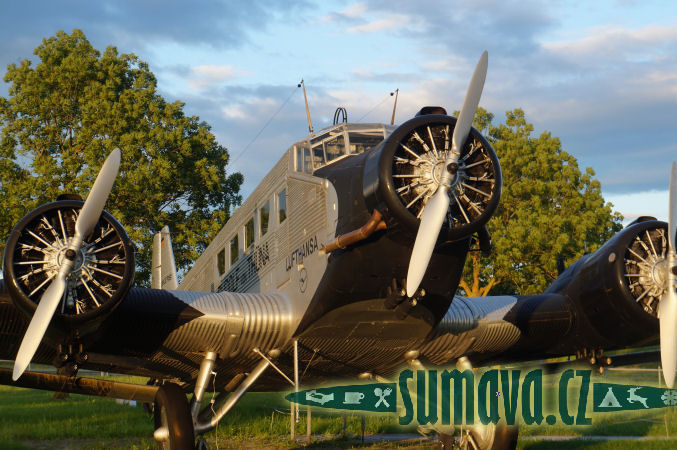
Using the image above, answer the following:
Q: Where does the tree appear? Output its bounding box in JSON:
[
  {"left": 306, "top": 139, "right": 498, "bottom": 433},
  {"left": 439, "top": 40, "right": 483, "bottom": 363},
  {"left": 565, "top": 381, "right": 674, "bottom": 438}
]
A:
[
  {"left": 0, "top": 29, "right": 243, "bottom": 284},
  {"left": 458, "top": 108, "right": 623, "bottom": 296}
]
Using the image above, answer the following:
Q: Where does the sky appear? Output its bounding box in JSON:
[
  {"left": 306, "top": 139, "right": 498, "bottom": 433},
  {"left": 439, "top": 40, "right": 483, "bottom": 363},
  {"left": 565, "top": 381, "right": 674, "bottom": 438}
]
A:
[{"left": 0, "top": 0, "right": 675, "bottom": 223}]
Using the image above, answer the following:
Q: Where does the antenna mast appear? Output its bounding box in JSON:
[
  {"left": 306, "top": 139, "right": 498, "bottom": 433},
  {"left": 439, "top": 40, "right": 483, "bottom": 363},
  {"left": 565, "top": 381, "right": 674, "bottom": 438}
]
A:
[
  {"left": 299, "top": 79, "right": 314, "bottom": 133},
  {"left": 390, "top": 88, "right": 399, "bottom": 125}
]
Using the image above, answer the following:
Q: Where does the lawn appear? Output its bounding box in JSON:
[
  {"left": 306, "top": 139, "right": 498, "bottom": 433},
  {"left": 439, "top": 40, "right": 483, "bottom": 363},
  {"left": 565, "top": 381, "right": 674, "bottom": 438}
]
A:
[{"left": 1, "top": 366, "right": 676, "bottom": 448}]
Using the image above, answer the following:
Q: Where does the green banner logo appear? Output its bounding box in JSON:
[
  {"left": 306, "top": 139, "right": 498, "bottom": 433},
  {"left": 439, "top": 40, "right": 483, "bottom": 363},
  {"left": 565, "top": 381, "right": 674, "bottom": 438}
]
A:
[
  {"left": 593, "top": 383, "right": 677, "bottom": 412},
  {"left": 285, "top": 383, "right": 396, "bottom": 412},
  {"left": 285, "top": 370, "right": 677, "bottom": 426}
]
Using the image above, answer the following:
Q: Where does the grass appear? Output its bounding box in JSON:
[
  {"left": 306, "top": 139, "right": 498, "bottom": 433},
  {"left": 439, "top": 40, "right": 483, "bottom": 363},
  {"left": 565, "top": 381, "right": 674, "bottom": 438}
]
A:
[
  {"left": 1, "top": 367, "right": 677, "bottom": 448},
  {"left": 517, "top": 441, "right": 677, "bottom": 450}
]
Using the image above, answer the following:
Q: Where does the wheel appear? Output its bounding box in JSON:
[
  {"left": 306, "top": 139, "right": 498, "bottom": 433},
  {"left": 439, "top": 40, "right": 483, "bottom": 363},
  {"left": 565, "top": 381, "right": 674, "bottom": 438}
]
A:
[
  {"left": 462, "top": 424, "right": 518, "bottom": 450},
  {"left": 490, "top": 425, "right": 518, "bottom": 450},
  {"left": 153, "top": 383, "right": 195, "bottom": 450}
]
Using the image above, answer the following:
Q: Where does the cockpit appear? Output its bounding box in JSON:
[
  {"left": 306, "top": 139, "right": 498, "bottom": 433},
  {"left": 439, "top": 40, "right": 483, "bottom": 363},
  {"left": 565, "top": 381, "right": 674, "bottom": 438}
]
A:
[{"left": 292, "top": 123, "right": 394, "bottom": 173}]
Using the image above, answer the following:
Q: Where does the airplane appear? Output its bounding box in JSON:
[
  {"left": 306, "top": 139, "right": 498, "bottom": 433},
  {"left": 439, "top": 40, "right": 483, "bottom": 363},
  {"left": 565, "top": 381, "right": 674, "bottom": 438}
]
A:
[{"left": 0, "top": 51, "right": 676, "bottom": 450}]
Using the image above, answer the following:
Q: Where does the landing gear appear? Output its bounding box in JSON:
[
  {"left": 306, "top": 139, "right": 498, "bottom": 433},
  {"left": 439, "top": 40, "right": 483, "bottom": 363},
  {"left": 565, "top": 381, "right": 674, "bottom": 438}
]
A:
[
  {"left": 153, "top": 383, "right": 195, "bottom": 450},
  {"left": 463, "top": 425, "right": 518, "bottom": 450},
  {"left": 440, "top": 425, "right": 517, "bottom": 449},
  {"left": 491, "top": 426, "right": 519, "bottom": 449},
  {"left": 449, "top": 357, "right": 518, "bottom": 450}
]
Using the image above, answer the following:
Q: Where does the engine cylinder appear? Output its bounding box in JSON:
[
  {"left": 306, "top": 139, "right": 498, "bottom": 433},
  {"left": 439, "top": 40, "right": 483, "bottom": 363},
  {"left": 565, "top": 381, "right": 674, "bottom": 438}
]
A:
[
  {"left": 550, "top": 220, "right": 664, "bottom": 347},
  {"left": 362, "top": 114, "right": 501, "bottom": 241},
  {"left": 3, "top": 200, "right": 135, "bottom": 337}
]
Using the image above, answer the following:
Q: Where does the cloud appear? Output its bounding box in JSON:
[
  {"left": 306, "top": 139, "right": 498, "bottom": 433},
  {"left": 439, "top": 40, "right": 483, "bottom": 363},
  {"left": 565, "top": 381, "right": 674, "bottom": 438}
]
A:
[
  {"left": 345, "top": 14, "right": 411, "bottom": 33},
  {"left": 543, "top": 24, "right": 677, "bottom": 61},
  {"left": 605, "top": 189, "right": 669, "bottom": 224},
  {"left": 318, "top": 2, "right": 368, "bottom": 23},
  {"left": 2, "top": 0, "right": 675, "bottom": 204},
  {"left": 0, "top": 0, "right": 310, "bottom": 75},
  {"left": 350, "top": 0, "right": 555, "bottom": 57},
  {"left": 187, "top": 64, "right": 247, "bottom": 91},
  {"left": 351, "top": 68, "right": 421, "bottom": 83},
  {"left": 318, "top": 1, "right": 421, "bottom": 35}
]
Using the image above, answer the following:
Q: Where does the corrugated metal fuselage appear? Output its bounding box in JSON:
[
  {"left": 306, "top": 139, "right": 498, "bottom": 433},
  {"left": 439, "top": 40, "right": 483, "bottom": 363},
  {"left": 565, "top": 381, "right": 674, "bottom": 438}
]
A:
[{"left": 0, "top": 121, "right": 659, "bottom": 390}]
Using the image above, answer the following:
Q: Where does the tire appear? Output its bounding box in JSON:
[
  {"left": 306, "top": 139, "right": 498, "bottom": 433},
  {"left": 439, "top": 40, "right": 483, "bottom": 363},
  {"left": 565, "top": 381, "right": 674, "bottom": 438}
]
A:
[
  {"left": 153, "top": 383, "right": 195, "bottom": 450},
  {"left": 466, "top": 424, "right": 518, "bottom": 450},
  {"left": 490, "top": 425, "right": 518, "bottom": 450}
]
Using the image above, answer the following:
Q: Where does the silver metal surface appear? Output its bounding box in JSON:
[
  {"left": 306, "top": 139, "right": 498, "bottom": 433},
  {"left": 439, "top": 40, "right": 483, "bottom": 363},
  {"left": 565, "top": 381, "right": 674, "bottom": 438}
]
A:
[
  {"left": 624, "top": 226, "right": 668, "bottom": 316},
  {"left": 161, "top": 290, "right": 296, "bottom": 358},
  {"left": 253, "top": 348, "right": 294, "bottom": 386},
  {"left": 191, "top": 351, "right": 217, "bottom": 421},
  {"left": 420, "top": 296, "right": 520, "bottom": 364},
  {"left": 194, "top": 356, "right": 271, "bottom": 434}
]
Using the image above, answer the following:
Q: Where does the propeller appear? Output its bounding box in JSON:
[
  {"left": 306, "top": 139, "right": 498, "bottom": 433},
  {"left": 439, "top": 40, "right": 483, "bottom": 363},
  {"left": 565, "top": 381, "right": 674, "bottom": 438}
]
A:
[
  {"left": 660, "top": 161, "right": 677, "bottom": 388},
  {"left": 12, "top": 148, "right": 121, "bottom": 381},
  {"left": 406, "top": 51, "right": 488, "bottom": 297}
]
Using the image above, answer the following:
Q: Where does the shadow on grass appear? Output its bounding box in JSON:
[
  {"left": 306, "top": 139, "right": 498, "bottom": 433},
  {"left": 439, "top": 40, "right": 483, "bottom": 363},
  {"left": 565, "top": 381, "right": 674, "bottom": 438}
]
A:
[
  {"left": 519, "top": 439, "right": 677, "bottom": 450},
  {"left": 0, "top": 442, "right": 30, "bottom": 450}
]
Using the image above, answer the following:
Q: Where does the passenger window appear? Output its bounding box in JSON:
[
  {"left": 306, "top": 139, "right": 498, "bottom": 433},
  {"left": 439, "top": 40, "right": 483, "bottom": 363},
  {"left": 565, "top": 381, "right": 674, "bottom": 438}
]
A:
[
  {"left": 259, "top": 201, "right": 270, "bottom": 236},
  {"left": 278, "top": 189, "right": 287, "bottom": 224},
  {"left": 245, "top": 217, "right": 255, "bottom": 249},
  {"left": 217, "top": 249, "right": 226, "bottom": 275},
  {"left": 230, "top": 235, "right": 239, "bottom": 265}
]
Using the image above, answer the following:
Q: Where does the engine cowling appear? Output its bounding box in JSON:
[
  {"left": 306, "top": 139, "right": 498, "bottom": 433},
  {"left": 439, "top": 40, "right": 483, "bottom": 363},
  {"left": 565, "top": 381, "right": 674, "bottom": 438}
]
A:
[
  {"left": 3, "top": 200, "right": 135, "bottom": 338},
  {"left": 547, "top": 219, "right": 664, "bottom": 347},
  {"left": 362, "top": 113, "right": 502, "bottom": 241}
]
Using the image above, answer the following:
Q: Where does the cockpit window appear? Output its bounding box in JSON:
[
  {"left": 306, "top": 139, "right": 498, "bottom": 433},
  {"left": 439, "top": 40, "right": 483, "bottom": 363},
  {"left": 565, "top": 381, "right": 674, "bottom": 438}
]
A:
[
  {"left": 349, "top": 131, "right": 384, "bottom": 154},
  {"left": 295, "top": 146, "right": 303, "bottom": 172},
  {"left": 325, "top": 135, "right": 346, "bottom": 162},
  {"left": 295, "top": 145, "right": 313, "bottom": 173},
  {"left": 312, "top": 146, "right": 326, "bottom": 168},
  {"left": 292, "top": 125, "right": 389, "bottom": 173},
  {"left": 302, "top": 147, "right": 312, "bottom": 172}
]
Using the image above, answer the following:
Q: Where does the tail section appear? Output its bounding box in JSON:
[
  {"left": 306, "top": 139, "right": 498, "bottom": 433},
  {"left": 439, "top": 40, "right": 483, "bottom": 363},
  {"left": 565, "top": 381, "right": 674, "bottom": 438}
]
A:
[{"left": 152, "top": 226, "right": 178, "bottom": 290}]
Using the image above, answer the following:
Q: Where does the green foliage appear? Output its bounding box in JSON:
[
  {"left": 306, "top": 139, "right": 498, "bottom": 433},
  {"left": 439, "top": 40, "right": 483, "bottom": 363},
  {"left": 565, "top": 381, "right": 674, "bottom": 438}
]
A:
[
  {"left": 460, "top": 108, "right": 623, "bottom": 295},
  {"left": 0, "top": 30, "right": 243, "bottom": 283}
]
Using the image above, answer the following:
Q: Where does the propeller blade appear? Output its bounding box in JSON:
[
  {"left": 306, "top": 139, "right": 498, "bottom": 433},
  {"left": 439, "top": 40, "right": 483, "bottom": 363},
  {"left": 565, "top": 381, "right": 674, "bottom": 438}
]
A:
[
  {"left": 449, "top": 50, "right": 488, "bottom": 163},
  {"left": 12, "top": 148, "right": 121, "bottom": 380},
  {"left": 661, "top": 162, "right": 677, "bottom": 388},
  {"left": 669, "top": 162, "right": 677, "bottom": 252},
  {"left": 74, "top": 148, "right": 121, "bottom": 244},
  {"left": 406, "top": 188, "right": 450, "bottom": 297},
  {"left": 13, "top": 273, "right": 66, "bottom": 380},
  {"left": 661, "top": 285, "right": 677, "bottom": 388},
  {"left": 405, "top": 52, "right": 488, "bottom": 297}
]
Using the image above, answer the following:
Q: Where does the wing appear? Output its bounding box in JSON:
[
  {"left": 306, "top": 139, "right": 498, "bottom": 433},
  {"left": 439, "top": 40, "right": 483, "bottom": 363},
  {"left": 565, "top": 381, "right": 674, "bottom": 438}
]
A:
[{"left": 412, "top": 218, "right": 665, "bottom": 371}]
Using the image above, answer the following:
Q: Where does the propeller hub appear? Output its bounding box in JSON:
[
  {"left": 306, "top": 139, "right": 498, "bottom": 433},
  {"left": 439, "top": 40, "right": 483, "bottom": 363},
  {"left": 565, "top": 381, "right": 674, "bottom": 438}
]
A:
[
  {"left": 407, "top": 153, "right": 466, "bottom": 208},
  {"left": 51, "top": 241, "right": 94, "bottom": 278},
  {"left": 652, "top": 259, "right": 669, "bottom": 291},
  {"left": 64, "top": 248, "right": 77, "bottom": 261},
  {"left": 633, "top": 254, "right": 667, "bottom": 309},
  {"left": 432, "top": 160, "right": 446, "bottom": 185}
]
